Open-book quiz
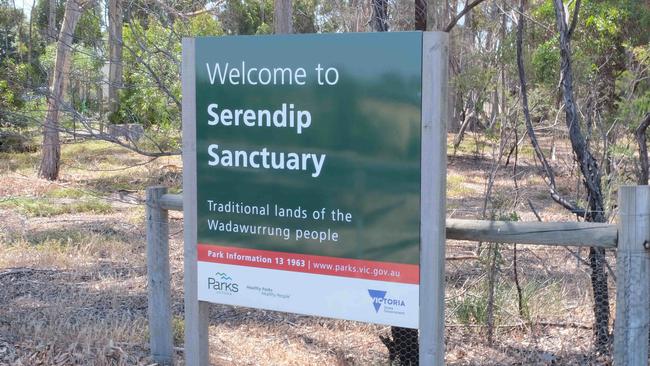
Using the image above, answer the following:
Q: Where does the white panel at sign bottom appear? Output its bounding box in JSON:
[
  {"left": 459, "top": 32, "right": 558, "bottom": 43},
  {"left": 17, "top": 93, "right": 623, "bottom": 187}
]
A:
[{"left": 197, "top": 261, "right": 419, "bottom": 328}]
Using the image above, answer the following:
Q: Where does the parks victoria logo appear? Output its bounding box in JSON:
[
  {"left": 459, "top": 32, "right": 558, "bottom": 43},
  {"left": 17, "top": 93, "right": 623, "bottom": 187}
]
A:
[
  {"left": 207, "top": 272, "right": 239, "bottom": 294},
  {"left": 368, "top": 289, "right": 406, "bottom": 315}
]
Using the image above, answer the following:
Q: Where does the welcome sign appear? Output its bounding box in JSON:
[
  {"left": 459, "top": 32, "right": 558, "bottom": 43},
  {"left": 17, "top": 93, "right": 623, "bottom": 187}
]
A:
[{"left": 192, "top": 32, "right": 426, "bottom": 328}]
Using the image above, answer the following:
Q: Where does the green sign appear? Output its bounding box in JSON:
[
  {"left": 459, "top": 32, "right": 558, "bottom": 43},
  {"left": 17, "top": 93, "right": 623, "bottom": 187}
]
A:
[{"left": 194, "top": 32, "right": 423, "bottom": 328}]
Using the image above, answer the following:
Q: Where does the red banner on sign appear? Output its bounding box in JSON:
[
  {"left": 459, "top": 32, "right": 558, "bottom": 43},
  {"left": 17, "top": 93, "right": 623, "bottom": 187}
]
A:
[{"left": 198, "top": 243, "right": 419, "bottom": 284}]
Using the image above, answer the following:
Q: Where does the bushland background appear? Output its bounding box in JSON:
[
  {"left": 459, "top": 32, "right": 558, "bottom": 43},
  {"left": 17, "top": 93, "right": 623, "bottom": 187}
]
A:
[{"left": 0, "top": 0, "right": 649, "bottom": 364}]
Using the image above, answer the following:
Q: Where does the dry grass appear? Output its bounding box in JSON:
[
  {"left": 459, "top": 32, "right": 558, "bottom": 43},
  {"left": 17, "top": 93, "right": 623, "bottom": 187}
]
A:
[
  {"left": 0, "top": 140, "right": 173, "bottom": 365},
  {"left": 0, "top": 134, "right": 623, "bottom": 365}
]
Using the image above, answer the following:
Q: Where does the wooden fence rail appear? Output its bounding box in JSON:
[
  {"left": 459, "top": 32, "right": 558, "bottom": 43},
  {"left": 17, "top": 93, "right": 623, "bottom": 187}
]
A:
[
  {"left": 147, "top": 187, "right": 649, "bottom": 366},
  {"left": 159, "top": 193, "right": 618, "bottom": 247},
  {"left": 446, "top": 219, "right": 617, "bottom": 248}
]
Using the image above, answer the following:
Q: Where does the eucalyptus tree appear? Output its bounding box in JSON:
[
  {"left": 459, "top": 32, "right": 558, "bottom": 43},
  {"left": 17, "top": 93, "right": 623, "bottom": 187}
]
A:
[{"left": 40, "top": 0, "right": 91, "bottom": 180}]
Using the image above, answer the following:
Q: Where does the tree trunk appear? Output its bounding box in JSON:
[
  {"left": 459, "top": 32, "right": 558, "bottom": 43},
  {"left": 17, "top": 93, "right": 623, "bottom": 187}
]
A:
[
  {"left": 97, "top": 83, "right": 104, "bottom": 131},
  {"left": 452, "top": 103, "right": 476, "bottom": 153},
  {"left": 39, "top": 0, "right": 84, "bottom": 181},
  {"left": 48, "top": 0, "right": 57, "bottom": 42},
  {"left": 635, "top": 113, "right": 650, "bottom": 185},
  {"left": 28, "top": 2, "right": 34, "bottom": 67},
  {"left": 274, "top": 0, "right": 292, "bottom": 34},
  {"left": 415, "top": 0, "right": 426, "bottom": 31},
  {"left": 551, "top": 0, "right": 610, "bottom": 353},
  {"left": 370, "top": 0, "right": 388, "bottom": 32},
  {"left": 427, "top": 0, "right": 447, "bottom": 31},
  {"left": 108, "top": 0, "right": 123, "bottom": 115}
]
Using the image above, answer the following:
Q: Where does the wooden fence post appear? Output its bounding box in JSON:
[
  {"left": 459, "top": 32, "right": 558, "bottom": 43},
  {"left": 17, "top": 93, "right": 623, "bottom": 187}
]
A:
[
  {"left": 146, "top": 186, "right": 174, "bottom": 365},
  {"left": 614, "top": 186, "right": 650, "bottom": 365}
]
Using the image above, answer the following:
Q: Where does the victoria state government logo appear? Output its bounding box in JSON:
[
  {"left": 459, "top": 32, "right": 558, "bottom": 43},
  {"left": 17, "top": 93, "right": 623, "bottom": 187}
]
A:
[
  {"left": 207, "top": 272, "right": 239, "bottom": 294},
  {"left": 368, "top": 289, "right": 406, "bottom": 314}
]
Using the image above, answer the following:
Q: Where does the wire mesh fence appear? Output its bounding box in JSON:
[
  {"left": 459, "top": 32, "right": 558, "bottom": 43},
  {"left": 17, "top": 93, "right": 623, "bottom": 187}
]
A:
[
  {"left": 1, "top": 183, "right": 646, "bottom": 365},
  {"left": 154, "top": 202, "right": 644, "bottom": 365},
  {"left": 0, "top": 186, "right": 647, "bottom": 365},
  {"left": 444, "top": 242, "right": 616, "bottom": 365}
]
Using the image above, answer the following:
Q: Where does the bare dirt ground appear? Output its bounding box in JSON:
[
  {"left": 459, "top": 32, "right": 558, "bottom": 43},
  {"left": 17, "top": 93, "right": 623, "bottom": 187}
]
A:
[{"left": 0, "top": 134, "right": 618, "bottom": 365}]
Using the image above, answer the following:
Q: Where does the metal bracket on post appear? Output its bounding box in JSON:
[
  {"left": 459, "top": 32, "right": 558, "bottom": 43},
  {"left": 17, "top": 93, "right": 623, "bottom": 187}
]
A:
[{"left": 146, "top": 186, "right": 174, "bottom": 365}]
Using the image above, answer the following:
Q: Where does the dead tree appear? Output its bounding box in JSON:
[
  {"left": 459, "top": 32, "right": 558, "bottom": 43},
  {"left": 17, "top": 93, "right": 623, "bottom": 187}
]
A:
[
  {"left": 635, "top": 113, "right": 650, "bottom": 185},
  {"left": 371, "top": 0, "right": 388, "bottom": 32},
  {"left": 515, "top": 0, "right": 611, "bottom": 353},
  {"left": 551, "top": 0, "right": 611, "bottom": 353},
  {"left": 415, "top": 0, "right": 426, "bottom": 31}
]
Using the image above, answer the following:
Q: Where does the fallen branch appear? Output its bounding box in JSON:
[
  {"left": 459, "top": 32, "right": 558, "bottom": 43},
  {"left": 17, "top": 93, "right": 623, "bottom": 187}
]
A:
[
  {"left": 446, "top": 321, "right": 591, "bottom": 330},
  {"left": 0, "top": 267, "right": 60, "bottom": 279},
  {"left": 446, "top": 255, "right": 479, "bottom": 261}
]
